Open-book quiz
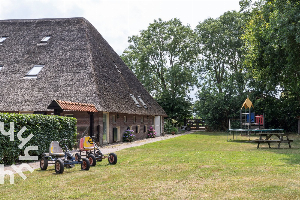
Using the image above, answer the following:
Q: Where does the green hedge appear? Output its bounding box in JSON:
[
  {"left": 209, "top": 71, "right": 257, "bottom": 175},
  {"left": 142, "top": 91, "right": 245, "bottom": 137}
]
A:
[{"left": 0, "top": 113, "right": 77, "bottom": 165}]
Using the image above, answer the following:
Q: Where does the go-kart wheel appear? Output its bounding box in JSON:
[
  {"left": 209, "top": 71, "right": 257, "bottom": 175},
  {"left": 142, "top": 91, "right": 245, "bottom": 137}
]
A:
[
  {"left": 75, "top": 153, "right": 81, "bottom": 161},
  {"left": 40, "top": 157, "right": 48, "bottom": 170},
  {"left": 108, "top": 153, "right": 117, "bottom": 165},
  {"left": 95, "top": 150, "right": 103, "bottom": 162},
  {"left": 55, "top": 159, "right": 64, "bottom": 174},
  {"left": 88, "top": 154, "right": 97, "bottom": 166},
  {"left": 81, "top": 158, "right": 90, "bottom": 170}
]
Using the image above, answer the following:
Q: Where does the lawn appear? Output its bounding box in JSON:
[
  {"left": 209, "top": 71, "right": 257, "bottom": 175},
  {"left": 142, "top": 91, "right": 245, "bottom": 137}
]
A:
[{"left": 2, "top": 132, "right": 300, "bottom": 199}]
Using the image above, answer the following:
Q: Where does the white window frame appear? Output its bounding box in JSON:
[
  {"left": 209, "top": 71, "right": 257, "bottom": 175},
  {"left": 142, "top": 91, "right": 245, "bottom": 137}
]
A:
[
  {"left": 0, "top": 36, "right": 8, "bottom": 43},
  {"left": 24, "top": 65, "right": 44, "bottom": 78},
  {"left": 41, "top": 36, "right": 51, "bottom": 43},
  {"left": 130, "top": 94, "right": 141, "bottom": 107}
]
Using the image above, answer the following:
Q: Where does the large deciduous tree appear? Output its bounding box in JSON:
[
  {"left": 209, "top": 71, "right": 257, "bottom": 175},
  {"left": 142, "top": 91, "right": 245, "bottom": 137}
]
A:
[
  {"left": 194, "top": 11, "right": 247, "bottom": 130},
  {"left": 240, "top": 0, "right": 300, "bottom": 132},
  {"left": 242, "top": 0, "right": 300, "bottom": 97},
  {"left": 121, "top": 18, "right": 197, "bottom": 123}
]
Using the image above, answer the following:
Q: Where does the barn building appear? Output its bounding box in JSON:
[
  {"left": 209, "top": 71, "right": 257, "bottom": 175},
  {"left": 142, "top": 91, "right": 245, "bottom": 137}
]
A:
[{"left": 0, "top": 17, "right": 167, "bottom": 145}]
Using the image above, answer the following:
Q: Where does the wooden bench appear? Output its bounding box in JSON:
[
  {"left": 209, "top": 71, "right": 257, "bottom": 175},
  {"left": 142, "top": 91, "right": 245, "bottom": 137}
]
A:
[{"left": 251, "top": 139, "right": 293, "bottom": 149}]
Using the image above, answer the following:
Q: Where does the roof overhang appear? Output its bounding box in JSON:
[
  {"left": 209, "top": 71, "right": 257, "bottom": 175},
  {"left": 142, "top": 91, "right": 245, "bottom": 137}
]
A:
[{"left": 47, "top": 100, "right": 98, "bottom": 112}]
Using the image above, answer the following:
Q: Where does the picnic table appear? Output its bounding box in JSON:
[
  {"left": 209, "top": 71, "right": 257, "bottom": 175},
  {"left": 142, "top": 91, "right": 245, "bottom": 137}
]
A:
[
  {"left": 252, "top": 132, "right": 293, "bottom": 149},
  {"left": 228, "top": 129, "right": 293, "bottom": 149}
]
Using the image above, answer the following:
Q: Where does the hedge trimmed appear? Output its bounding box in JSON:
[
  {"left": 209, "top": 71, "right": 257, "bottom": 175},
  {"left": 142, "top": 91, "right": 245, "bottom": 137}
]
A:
[{"left": 0, "top": 113, "right": 77, "bottom": 165}]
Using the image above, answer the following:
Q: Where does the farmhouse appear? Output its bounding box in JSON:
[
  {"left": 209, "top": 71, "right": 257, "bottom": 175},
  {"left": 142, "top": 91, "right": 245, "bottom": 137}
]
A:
[{"left": 0, "top": 17, "right": 167, "bottom": 145}]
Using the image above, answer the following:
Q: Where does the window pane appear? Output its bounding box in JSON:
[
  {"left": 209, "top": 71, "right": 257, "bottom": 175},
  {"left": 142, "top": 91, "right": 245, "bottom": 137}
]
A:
[
  {"left": 27, "top": 65, "right": 44, "bottom": 76},
  {"left": 0, "top": 37, "right": 7, "bottom": 43},
  {"left": 41, "top": 36, "right": 51, "bottom": 42}
]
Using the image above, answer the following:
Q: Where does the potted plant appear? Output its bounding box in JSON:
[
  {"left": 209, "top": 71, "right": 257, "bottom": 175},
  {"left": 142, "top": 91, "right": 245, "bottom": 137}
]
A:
[{"left": 170, "top": 127, "right": 178, "bottom": 135}]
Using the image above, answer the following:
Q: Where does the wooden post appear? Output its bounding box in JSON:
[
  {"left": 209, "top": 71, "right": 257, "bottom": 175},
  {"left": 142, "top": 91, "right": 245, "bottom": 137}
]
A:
[
  {"left": 88, "top": 112, "right": 94, "bottom": 138},
  {"left": 240, "top": 109, "right": 242, "bottom": 129}
]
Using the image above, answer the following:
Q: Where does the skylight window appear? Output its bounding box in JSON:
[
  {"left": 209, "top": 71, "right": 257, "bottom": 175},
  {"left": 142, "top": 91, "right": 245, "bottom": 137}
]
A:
[
  {"left": 138, "top": 96, "right": 148, "bottom": 109},
  {"left": 130, "top": 94, "right": 141, "bottom": 108},
  {"left": 25, "top": 65, "right": 44, "bottom": 78},
  {"left": 38, "top": 36, "right": 51, "bottom": 45},
  {"left": 0, "top": 65, "right": 3, "bottom": 71},
  {"left": 41, "top": 36, "right": 51, "bottom": 43},
  {"left": 0, "top": 36, "right": 8, "bottom": 43}
]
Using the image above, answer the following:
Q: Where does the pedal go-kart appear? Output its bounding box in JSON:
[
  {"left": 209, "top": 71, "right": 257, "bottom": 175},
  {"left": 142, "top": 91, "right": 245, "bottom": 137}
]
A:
[
  {"left": 40, "top": 140, "right": 90, "bottom": 174},
  {"left": 77, "top": 136, "right": 117, "bottom": 166}
]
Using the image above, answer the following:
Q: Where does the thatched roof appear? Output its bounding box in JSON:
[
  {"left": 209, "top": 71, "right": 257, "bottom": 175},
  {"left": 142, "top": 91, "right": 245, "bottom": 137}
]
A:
[{"left": 0, "top": 18, "right": 166, "bottom": 116}]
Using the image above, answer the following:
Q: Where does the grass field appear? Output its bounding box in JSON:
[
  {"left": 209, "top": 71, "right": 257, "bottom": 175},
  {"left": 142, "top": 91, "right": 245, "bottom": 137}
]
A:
[{"left": 1, "top": 132, "right": 300, "bottom": 199}]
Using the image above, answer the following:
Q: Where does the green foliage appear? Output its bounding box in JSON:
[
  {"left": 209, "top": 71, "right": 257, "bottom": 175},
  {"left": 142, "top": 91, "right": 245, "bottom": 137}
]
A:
[
  {"left": 195, "top": 90, "right": 247, "bottom": 131},
  {"left": 0, "top": 113, "right": 77, "bottom": 165},
  {"left": 170, "top": 126, "right": 178, "bottom": 134},
  {"left": 242, "top": 0, "right": 300, "bottom": 98},
  {"left": 121, "top": 18, "right": 197, "bottom": 122},
  {"left": 164, "top": 118, "right": 173, "bottom": 134},
  {"left": 239, "top": 0, "right": 300, "bottom": 132},
  {"left": 156, "top": 92, "right": 192, "bottom": 125},
  {"left": 123, "top": 130, "right": 135, "bottom": 142},
  {"left": 249, "top": 92, "right": 300, "bottom": 132},
  {"left": 194, "top": 11, "right": 247, "bottom": 131},
  {"left": 195, "top": 11, "right": 246, "bottom": 95}
]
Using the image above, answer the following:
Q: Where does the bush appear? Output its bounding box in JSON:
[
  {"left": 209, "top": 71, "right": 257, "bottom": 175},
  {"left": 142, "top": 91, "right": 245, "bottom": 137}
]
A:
[
  {"left": 164, "top": 119, "right": 173, "bottom": 134},
  {"left": 170, "top": 127, "right": 178, "bottom": 134},
  {"left": 147, "top": 126, "right": 156, "bottom": 138},
  {"left": 123, "top": 130, "right": 135, "bottom": 142},
  {"left": 0, "top": 113, "right": 77, "bottom": 165}
]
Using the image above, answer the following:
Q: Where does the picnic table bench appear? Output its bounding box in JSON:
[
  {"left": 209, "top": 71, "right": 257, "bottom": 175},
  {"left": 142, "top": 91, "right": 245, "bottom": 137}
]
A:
[
  {"left": 228, "top": 129, "right": 293, "bottom": 149},
  {"left": 251, "top": 132, "right": 293, "bottom": 149}
]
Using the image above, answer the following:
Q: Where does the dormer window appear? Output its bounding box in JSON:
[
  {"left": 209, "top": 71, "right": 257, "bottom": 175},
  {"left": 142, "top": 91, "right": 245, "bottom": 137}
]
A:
[
  {"left": 130, "top": 94, "right": 141, "bottom": 107},
  {"left": 138, "top": 96, "right": 148, "bottom": 109},
  {"left": 0, "top": 36, "right": 8, "bottom": 43},
  {"left": 24, "top": 65, "right": 44, "bottom": 78},
  {"left": 0, "top": 64, "right": 3, "bottom": 71}
]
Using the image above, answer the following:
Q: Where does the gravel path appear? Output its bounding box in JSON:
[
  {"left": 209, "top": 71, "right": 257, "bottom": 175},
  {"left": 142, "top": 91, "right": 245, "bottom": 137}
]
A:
[{"left": 4, "top": 131, "right": 192, "bottom": 174}]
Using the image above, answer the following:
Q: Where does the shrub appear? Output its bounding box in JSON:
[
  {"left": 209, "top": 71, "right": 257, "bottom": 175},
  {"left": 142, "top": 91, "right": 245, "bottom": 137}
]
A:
[
  {"left": 0, "top": 113, "right": 77, "bottom": 165},
  {"left": 170, "top": 127, "right": 178, "bottom": 134},
  {"left": 147, "top": 126, "right": 156, "bottom": 138},
  {"left": 123, "top": 130, "right": 135, "bottom": 142}
]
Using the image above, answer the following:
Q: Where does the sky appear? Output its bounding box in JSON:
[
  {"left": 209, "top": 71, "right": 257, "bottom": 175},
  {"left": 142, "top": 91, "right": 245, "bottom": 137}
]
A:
[{"left": 0, "top": 0, "right": 241, "bottom": 55}]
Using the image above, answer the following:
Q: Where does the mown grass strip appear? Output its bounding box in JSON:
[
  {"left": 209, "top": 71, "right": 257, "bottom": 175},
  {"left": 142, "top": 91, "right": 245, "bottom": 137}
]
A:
[{"left": 1, "top": 132, "right": 300, "bottom": 199}]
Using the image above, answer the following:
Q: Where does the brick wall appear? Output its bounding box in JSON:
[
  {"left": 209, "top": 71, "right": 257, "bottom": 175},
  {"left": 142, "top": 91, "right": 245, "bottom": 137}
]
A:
[{"left": 2, "top": 110, "right": 164, "bottom": 146}]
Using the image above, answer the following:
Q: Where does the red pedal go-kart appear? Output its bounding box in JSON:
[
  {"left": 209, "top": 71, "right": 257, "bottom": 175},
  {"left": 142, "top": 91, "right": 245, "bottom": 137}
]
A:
[{"left": 77, "top": 136, "right": 117, "bottom": 166}]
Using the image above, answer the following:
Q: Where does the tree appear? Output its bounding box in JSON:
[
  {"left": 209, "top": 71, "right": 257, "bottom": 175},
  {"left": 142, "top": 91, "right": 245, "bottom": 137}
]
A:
[
  {"left": 240, "top": 0, "right": 300, "bottom": 132},
  {"left": 194, "top": 11, "right": 247, "bottom": 130},
  {"left": 121, "top": 18, "right": 197, "bottom": 123},
  {"left": 242, "top": 0, "right": 300, "bottom": 98}
]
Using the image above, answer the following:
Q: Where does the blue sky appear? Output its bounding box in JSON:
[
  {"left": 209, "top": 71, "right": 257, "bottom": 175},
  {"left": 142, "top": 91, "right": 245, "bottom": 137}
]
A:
[{"left": 0, "top": 0, "right": 241, "bottom": 55}]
